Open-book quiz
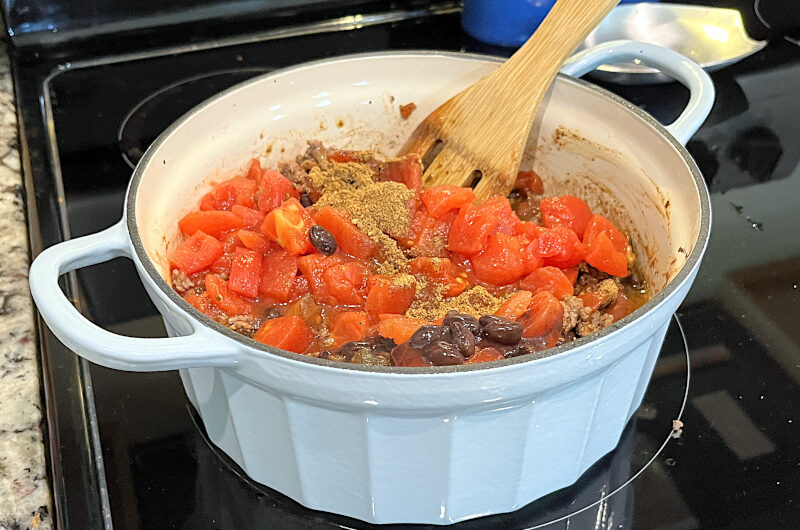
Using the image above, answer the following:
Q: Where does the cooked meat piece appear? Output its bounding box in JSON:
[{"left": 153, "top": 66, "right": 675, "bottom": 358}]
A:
[
  {"left": 278, "top": 160, "right": 311, "bottom": 187},
  {"left": 227, "top": 315, "right": 256, "bottom": 335},
  {"left": 576, "top": 312, "right": 614, "bottom": 337},
  {"left": 561, "top": 296, "right": 583, "bottom": 333},
  {"left": 592, "top": 279, "right": 620, "bottom": 309},
  {"left": 171, "top": 269, "right": 194, "bottom": 293},
  {"left": 296, "top": 139, "right": 327, "bottom": 165}
]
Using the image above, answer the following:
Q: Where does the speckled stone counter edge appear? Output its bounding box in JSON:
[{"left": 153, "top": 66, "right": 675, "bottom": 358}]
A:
[{"left": 0, "top": 43, "right": 53, "bottom": 530}]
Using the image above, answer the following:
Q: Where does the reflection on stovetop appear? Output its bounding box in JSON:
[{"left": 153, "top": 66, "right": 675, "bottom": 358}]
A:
[{"left": 12, "top": 3, "right": 800, "bottom": 529}]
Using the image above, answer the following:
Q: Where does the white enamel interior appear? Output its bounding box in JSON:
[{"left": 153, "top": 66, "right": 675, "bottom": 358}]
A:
[
  {"left": 124, "top": 53, "right": 708, "bottom": 524},
  {"left": 135, "top": 54, "right": 700, "bottom": 293}
]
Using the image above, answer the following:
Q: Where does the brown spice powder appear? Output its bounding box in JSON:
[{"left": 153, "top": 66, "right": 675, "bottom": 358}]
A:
[
  {"left": 313, "top": 161, "right": 414, "bottom": 273},
  {"left": 405, "top": 286, "right": 506, "bottom": 321}
]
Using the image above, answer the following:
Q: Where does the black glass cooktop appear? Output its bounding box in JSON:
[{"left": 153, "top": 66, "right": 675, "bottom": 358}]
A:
[{"left": 11, "top": 1, "right": 800, "bottom": 528}]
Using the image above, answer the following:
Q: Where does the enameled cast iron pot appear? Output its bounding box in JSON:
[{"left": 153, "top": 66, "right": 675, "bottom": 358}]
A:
[{"left": 30, "top": 41, "right": 713, "bottom": 524}]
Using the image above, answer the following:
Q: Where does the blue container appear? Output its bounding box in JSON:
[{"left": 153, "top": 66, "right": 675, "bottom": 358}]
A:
[{"left": 461, "top": 0, "right": 658, "bottom": 48}]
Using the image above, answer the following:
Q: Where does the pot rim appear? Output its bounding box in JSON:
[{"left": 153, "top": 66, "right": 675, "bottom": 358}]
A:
[{"left": 126, "top": 50, "right": 711, "bottom": 374}]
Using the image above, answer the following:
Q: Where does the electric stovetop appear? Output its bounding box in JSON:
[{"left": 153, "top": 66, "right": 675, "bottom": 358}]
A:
[{"left": 9, "top": 1, "right": 799, "bottom": 528}]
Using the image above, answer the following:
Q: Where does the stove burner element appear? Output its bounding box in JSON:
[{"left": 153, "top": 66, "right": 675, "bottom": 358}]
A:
[
  {"left": 118, "top": 67, "right": 271, "bottom": 168},
  {"left": 186, "top": 315, "right": 690, "bottom": 529}
]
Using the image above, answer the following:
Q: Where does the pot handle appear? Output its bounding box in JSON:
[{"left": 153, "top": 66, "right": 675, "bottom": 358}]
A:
[
  {"left": 29, "top": 220, "right": 242, "bottom": 372},
  {"left": 561, "top": 40, "right": 715, "bottom": 145}
]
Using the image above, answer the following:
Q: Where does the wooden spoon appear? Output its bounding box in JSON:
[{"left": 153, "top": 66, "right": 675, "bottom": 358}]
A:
[{"left": 400, "top": 0, "right": 619, "bottom": 201}]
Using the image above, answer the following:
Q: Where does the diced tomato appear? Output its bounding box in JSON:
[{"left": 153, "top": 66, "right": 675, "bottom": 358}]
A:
[
  {"left": 382, "top": 156, "right": 423, "bottom": 193},
  {"left": 261, "top": 197, "right": 314, "bottom": 255},
  {"left": 198, "top": 177, "right": 258, "bottom": 211},
  {"left": 231, "top": 205, "right": 265, "bottom": 231},
  {"left": 257, "top": 169, "right": 299, "bottom": 214},
  {"left": 246, "top": 158, "right": 264, "bottom": 181},
  {"left": 479, "top": 196, "right": 520, "bottom": 235},
  {"left": 563, "top": 266, "right": 579, "bottom": 285},
  {"left": 494, "top": 290, "right": 533, "bottom": 321},
  {"left": 540, "top": 195, "right": 593, "bottom": 239},
  {"left": 377, "top": 314, "right": 430, "bottom": 344},
  {"left": 534, "top": 226, "right": 584, "bottom": 268},
  {"left": 420, "top": 185, "right": 475, "bottom": 220},
  {"left": 227, "top": 247, "right": 262, "bottom": 298},
  {"left": 399, "top": 102, "right": 417, "bottom": 120},
  {"left": 409, "top": 257, "right": 468, "bottom": 297},
  {"left": 237, "top": 230, "right": 272, "bottom": 254},
  {"left": 390, "top": 344, "right": 431, "bottom": 367},
  {"left": 298, "top": 254, "right": 340, "bottom": 305},
  {"left": 519, "top": 266, "right": 574, "bottom": 300},
  {"left": 448, "top": 203, "right": 498, "bottom": 255},
  {"left": 514, "top": 170, "right": 544, "bottom": 195},
  {"left": 179, "top": 210, "right": 244, "bottom": 239},
  {"left": 606, "top": 292, "right": 631, "bottom": 322},
  {"left": 520, "top": 241, "right": 543, "bottom": 275},
  {"left": 327, "top": 150, "right": 360, "bottom": 163},
  {"left": 514, "top": 222, "right": 541, "bottom": 245},
  {"left": 205, "top": 273, "right": 253, "bottom": 315},
  {"left": 414, "top": 210, "right": 455, "bottom": 258},
  {"left": 170, "top": 231, "right": 223, "bottom": 274},
  {"left": 313, "top": 206, "right": 378, "bottom": 260},
  {"left": 210, "top": 254, "right": 233, "bottom": 276},
  {"left": 465, "top": 347, "right": 504, "bottom": 364},
  {"left": 322, "top": 262, "right": 369, "bottom": 307},
  {"left": 584, "top": 232, "right": 628, "bottom": 277},
  {"left": 365, "top": 275, "right": 416, "bottom": 319},
  {"left": 259, "top": 249, "right": 298, "bottom": 302},
  {"left": 253, "top": 315, "right": 313, "bottom": 353},
  {"left": 471, "top": 233, "right": 525, "bottom": 286},
  {"left": 521, "top": 291, "right": 564, "bottom": 349},
  {"left": 183, "top": 290, "right": 216, "bottom": 317},
  {"left": 331, "top": 311, "right": 370, "bottom": 347},
  {"left": 291, "top": 274, "right": 310, "bottom": 299},
  {"left": 583, "top": 214, "right": 629, "bottom": 254},
  {"left": 583, "top": 215, "right": 629, "bottom": 277}
]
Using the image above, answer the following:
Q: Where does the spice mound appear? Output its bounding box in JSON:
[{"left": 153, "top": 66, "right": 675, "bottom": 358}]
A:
[{"left": 168, "top": 141, "right": 647, "bottom": 367}]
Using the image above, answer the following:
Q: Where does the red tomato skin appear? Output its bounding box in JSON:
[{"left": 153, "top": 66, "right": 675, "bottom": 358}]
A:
[
  {"left": 231, "top": 205, "right": 265, "bottom": 231},
  {"left": 584, "top": 231, "right": 628, "bottom": 277},
  {"left": 540, "top": 195, "right": 593, "bottom": 239},
  {"left": 313, "top": 207, "right": 378, "bottom": 260},
  {"left": 260, "top": 197, "right": 314, "bottom": 255},
  {"left": 322, "top": 262, "right": 369, "bottom": 307},
  {"left": 170, "top": 231, "right": 223, "bottom": 275},
  {"left": 583, "top": 214, "right": 629, "bottom": 253},
  {"left": 331, "top": 311, "right": 370, "bottom": 347},
  {"left": 519, "top": 266, "right": 574, "bottom": 300},
  {"left": 479, "top": 196, "right": 520, "bottom": 235},
  {"left": 521, "top": 291, "right": 564, "bottom": 348},
  {"left": 534, "top": 226, "right": 584, "bottom": 268},
  {"left": 448, "top": 203, "right": 498, "bottom": 255},
  {"left": 471, "top": 233, "right": 525, "bottom": 286},
  {"left": 228, "top": 247, "right": 262, "bottom": 298},
  {"left": 420, "top": 185, "right": 476, "bottom": 220},
  {"left": 382, "top": 156, "right": 423, "bottom": 193},
  {"left": 246, "top": 158, "right": 264, "bottom": 180},
  {"left": 365, "top": 275, "right": 417, "bottom": 318}
]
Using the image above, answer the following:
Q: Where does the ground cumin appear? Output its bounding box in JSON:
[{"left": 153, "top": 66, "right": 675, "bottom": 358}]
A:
[
  {"left": 405, "top": 285, "right": 506, "bottom": 321},
  {"left": 313, "top": 160, "right": 414, "bottom": 273}
]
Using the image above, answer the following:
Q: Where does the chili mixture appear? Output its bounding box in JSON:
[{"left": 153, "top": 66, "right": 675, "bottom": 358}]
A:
[{"left": 169, "top": 141, "right": 647, "bottom": 367}]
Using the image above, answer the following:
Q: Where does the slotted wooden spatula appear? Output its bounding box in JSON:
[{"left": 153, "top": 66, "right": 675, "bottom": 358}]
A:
[{"left": 400, "top": 0, "right": 619, "bottom": 201}]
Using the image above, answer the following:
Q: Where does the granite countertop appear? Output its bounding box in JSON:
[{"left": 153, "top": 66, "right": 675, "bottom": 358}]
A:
[{"left": 0, "top": 44, "right": 53, "bottom": 530}]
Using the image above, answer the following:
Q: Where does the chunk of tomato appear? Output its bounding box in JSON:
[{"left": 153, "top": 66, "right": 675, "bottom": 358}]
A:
[
  {"left": 237, "top": 230, "right": 272, "bottom": 254},
  {"left": 420, "top": 185, "right": 475, "bottom": 220},
  {"left": 521, "top": 291, "right": 564, "bottom": 349},
  {"left": 448, "top": 203, "right": 498, "bottom": 255},
  {"left": 298, "top": 254, "right": 341, "bottom": 305},
  {"left": 381, "top": 155, "right": 423, "bottom": 193},
  {"left": 583, "top": 214, "right": 629, "bottom": 253},
  {"left": 584, "top": 231, "right": 628, "bottom": 277},
  {"left": 465, "top": 346, "right": 504, "bottom": 364},
  {"left": 257, "top": 169, "right": 299, "bottom": 214},
  {"left": 540, "top": 195, "right": 592, "bottom": 239},
  {"left": 322, "top": 262, "right": 369, "bottom": 307},
  {"left": 259, "top": 249, "right": 298, "bottom": 303},
  {"left": 534, "top": 226, "right": 584, "bottom": 268},
  {"left": 260, "top": 197, "right": 314, "bottom": 255},
  {"left": 494, "top": 290, "right": 533, "bottom": 321},
  {"left": 331, "top": 311, "right": 370, "bottom": 347},
  {"left": 253, "top": 315, "right": 313, "bottom": 353},
  {"left": 170, "top": 231, "right": 223, "bottom": 274},
  {"left": 199, "top": 177, "right": 258, "bottom": 211},
  {"left": 519, "top": 266, "right": 574, "bottom": 300},
  {"left": 471, "top": 233, "right": 525, "bottom": 286},
  {"left": 313, "top": 206, "right": 378, "bottom": 260},
  {"left": 377, "top": 314, "right": 430, "bottom": 344},
  {"left": 409, "top": 257, "right": 468, "bottom": 297},
  {"left": 205, "top": 273, "right": 253, "bottom": 315},
  {"left": 228, "top": 247, "right": 262, "bottom": 298},
  {"left": 365, "top": 275, "right": 417, "bottom": 318},
  {"left": 179, "top": 210, "right": 243, "bottom": 239},
  {"left": 479, "top": 196, "right": 520, "bottom": 235},
  {"left": 246, "top": 158, "right": 264, "bottom": 181},
  {"left": 231, "top": 205, "right": 264, "bottom": 231}
]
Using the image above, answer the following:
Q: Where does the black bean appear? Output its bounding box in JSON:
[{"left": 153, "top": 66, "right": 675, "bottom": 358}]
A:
[
  {"left": 339, "top": 341, "right": 372, "bottom": 360},
  {"left": 443, "top": 311, "right": 480, "bottom": 335},
  {"left": 424, "top": 341, "right": 465, "bottom": 366},
  {"left": 479, "top": 315, "right": 505, "bottom": 328},
  {"left": 408, "top": 325, "right": 450, "bottom": 349},
  {"left": 450, "top": 322, "right": 475, "bottom": 357},
  {"left": 309, "top": 225, "right": 337, "bottom": 255},
  {"left": 299, "top": 191, "right": 314, "bottom": 207},
  {"left": 481, "top": 317, "right": 523, "bottom": 345},
  {"left": 370, "top": 336, "right": 397, "bottom": 353},
  {"left": 318, "top": 350, "right": 331, "bottom": 359},
  {"left": 505, "top": 337, "right": 546, "bottom": 358}
]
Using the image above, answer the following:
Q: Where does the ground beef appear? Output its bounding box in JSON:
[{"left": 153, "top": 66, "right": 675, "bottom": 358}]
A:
[
  {"left": 227, "top": 315, "right": 257, "bottom": 336},
  {"left": 278, "top": 160, "right": 312, "bottom": 188},
  {"left": 171, "top": 269, "right": 194, "bottom": 293},
  {"left": 576, "top": 312, "right": 614, "bottom": 337},
  {"left": 561, "top": 296, "right": 583, "bottom": 333},
  {"left": 297, "top": 139, "right": 328, "bottom": 165}
]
